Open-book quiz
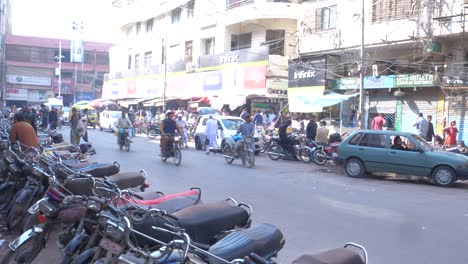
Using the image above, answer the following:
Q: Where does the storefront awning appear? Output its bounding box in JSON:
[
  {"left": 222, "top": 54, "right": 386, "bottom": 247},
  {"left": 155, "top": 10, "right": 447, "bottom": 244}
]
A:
[
  {"left": 117, "top": 98, "right": 149, "bottom": 108},
  {"left": 299, "top": 92, "right": 359, "bottom": 108}
]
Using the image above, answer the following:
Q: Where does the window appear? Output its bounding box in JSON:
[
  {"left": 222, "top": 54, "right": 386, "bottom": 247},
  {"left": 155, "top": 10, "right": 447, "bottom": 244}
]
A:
[
  {"left": 185, "top": 41, "right": 193, "bottom": 62},
  {"left": 231, "top": 33, "right": 252, "bottom": 51},
  {"left": 128, "top": 55, "right": 132, "bottom": 69},
  {"left": 372, "top": 0, "right": 418, "bottom": 24},
  {"left": 172, "top": 7, "right": 182, "bottom": 24},
  {"left": 96, "top": 53, "right": 110, "bottom": 65},
  {"left": 390, "top": 135, "right": 420, "bottom": 152},
  {"left": 146, "top": 18, "right": 153, "bottom": 33},
  {"left": 186, "top": 0, "right": 195, "bottom": 18},
  {"left": 265, "top": 30, "right": 285, "bottom": 56},
  {"left": 359, "top": 133, "right": 386, "bottom": 148},
  {"left": 203, "top": 38, "right": 215, "bottom": 55},
  {"left": 136, "top": 22, "right": 141, "bottom": 35},
  {"left": 144, "top": 52, "right": 152, "bottom": 68},
  {"left": 315, "top": 5, "right": 336, "bottom": 31},
  {"left": 134, "top": 54, "right": 140, "bottom": 69},
  {"left": 348, "top": 132, "right": 363, "bottom": 145}
]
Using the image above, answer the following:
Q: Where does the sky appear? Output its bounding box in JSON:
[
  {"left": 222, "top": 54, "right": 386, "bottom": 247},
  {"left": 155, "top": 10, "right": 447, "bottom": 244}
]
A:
[{"left": 12, "top": 0, "right": 119, "bottom": 43}]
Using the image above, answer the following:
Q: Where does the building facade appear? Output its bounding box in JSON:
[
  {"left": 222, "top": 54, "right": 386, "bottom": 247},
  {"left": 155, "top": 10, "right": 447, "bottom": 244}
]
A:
[
  {"left": 3, "top": 35, "right": 111, "bottom": 106},
  {"left": 294, "top": 0, "right": 468, "bottom": 144},
  {"left": 104, "top": 0, "right": 301, "bottom": 112}
]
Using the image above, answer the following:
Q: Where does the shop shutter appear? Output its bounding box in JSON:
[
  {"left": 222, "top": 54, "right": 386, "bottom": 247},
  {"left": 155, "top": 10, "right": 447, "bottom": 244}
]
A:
[
  {"left": 447, "top": 92, "right": 468, "bottom": 144},
  {"left": 368, "top": 90, "right": 396, "bottom": 114},
  {"left": 400, "top": 88, "right": 438, "bottom": 133}
]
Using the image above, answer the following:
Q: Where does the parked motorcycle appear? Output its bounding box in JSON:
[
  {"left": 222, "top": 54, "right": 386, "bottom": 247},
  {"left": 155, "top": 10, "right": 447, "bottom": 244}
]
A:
[
  {"left": 312, "top": 142, "right": 341, "bottom": 166},
  {"left": 222, "top": 135, "right": 255, "bottom": 168},
  {"left": 267, "top": 134, "right": 313, "bottom": 162}
]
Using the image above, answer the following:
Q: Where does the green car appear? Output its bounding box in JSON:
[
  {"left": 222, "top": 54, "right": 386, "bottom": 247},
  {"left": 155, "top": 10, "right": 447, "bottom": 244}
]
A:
[{"left": 336, "top": 130, "right": 468, "bottom": 187}]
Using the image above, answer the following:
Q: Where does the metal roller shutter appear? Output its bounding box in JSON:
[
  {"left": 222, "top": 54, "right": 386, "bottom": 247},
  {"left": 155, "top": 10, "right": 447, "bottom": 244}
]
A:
[
  {"left": 401, "top": 88, "right": 438, "bottom": 133},
  {"left": 447, "top": 91, "right": 468, "bottom": 144},
  {"left": 368, "top": 90, "right": 396, "bottom": 114}
]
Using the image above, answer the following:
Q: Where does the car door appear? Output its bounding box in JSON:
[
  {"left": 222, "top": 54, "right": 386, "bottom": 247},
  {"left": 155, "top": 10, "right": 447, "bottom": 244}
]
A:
[
  {"left": 387, "top": 135, "right": 429, "bottom": 176},
  {"left": 356, "top": 133, "right": 388, "bottom": 172}
]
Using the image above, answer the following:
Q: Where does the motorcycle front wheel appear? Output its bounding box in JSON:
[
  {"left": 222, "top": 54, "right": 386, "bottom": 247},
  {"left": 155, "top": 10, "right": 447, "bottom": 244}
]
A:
[
  {"left": 173, "top": 147, "right": 182, "bottom": 166},
  {"left": 222, "top": 144, "right": 234, "bottom": 164},
  {"left": 1, "top": 234, "right": 46, "bottom": 264},
  {"left": 313, "top": 149, "right": 328, "bottom": 166},
  {"left": 299, "top": 147, "right": 312, "bottom": 163},
  {"left": 147, "top": 129, "right": 158, "bottom": 139},
  {"left": 267, "top": 144, "right": 283, "bottom": 161},
  {"left": 8, "top": 200, "right": 29, "bottom": 230}
]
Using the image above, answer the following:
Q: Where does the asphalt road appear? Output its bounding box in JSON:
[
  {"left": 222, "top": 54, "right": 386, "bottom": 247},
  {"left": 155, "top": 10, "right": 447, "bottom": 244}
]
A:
[{"left": 2, "top": 127, "right": 468, "bottom": 264}]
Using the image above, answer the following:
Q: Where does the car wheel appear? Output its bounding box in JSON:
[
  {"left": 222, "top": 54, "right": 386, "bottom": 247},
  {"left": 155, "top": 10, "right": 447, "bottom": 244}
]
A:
[
  {"left": 432, "top": 166, "right": 456, "bottom": 187},
  {"left": 195, "top": 137, "right": 202, "bottom": 150},
  {"left": 345, "top": 158, "right": 365, "bottom": 178}
]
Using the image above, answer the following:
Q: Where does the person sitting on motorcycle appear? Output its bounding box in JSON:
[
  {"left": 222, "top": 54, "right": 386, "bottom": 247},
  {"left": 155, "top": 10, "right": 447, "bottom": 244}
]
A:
[
  {"left": 175, "top": 113, "right": 188, "bottom": 148},
  {"left": 117, "top": 111, "right": 133, "bottom": 144},
  {"left": 160, "top": 111, "right": 182, "bottom": 154},
  {"left": 278, "top": 119, "right": 294, "bottom": 154},
  {"left": 235, "top": 115, "right": 255, "bottom": 154}
]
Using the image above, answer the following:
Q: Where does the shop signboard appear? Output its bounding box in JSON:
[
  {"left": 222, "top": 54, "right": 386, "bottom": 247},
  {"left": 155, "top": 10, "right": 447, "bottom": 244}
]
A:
[
  {"left": 335, "top": 78, "right": 359, "bottom": 90},
  {"left": 288, "top": 58, "right": 326, "bottom": 88},
  {"left": 76, "top": 92, "right": 95, "bottom": 101},
  {"left": 364, "top": 75, "right": 394, "bottom": 89},
  {"left": 5, "top": 88, "right": 28, "bottom": 100},
  {"left": 6, "top": 75, "right": 52, "bottom": 86},
  {"left": 442, "top": 76, "right": 468, "bottom": 87},
  {"left": 53, "top": 78, "right": 74, "bottom": 94},
  {"left": 27, "top": 90, "right": 47, "bottom": 102},
  {"left": 199, "top": 47, "right": 268, "bottom": 69},
  {"left": 395, "top": 74, "right": 434, "bottom": 87},
  {"left": 203, "top": 71, "right": 222, "bottom": 91}
]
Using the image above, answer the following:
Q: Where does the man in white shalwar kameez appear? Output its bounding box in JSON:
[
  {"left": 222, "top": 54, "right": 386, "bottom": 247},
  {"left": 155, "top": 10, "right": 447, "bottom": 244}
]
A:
[{"left": 205, "top": 115, "right": 218, "bottom": 155}]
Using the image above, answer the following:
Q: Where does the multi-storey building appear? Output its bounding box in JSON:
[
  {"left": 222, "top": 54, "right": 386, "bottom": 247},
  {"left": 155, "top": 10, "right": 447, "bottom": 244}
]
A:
[
  {"left": 294, "top": 0, "right": 468, "bottom": 143},
  {"left": 4, "top": 35, "right": 111, "bottom": 106},
  {"left": 0, "top": 0, "right": 13, "bottom": 100},
  {"left": 104, "top": 0, "right": 301, "bottom": 112}
]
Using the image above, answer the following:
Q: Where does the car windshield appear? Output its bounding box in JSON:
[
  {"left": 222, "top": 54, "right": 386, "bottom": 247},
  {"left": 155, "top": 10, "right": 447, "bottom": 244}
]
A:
[
  {"left": 198, "top": 108, "right": 221, "bottom": 115},
  {"left": 110, "top": 112, "right": 121, "bottom": 118},
  {"left": 411, "top": 135, "right": 433, "bottom": 151},
  {"left": 221, "top": 119, "right": 243, "bottom": 130}
]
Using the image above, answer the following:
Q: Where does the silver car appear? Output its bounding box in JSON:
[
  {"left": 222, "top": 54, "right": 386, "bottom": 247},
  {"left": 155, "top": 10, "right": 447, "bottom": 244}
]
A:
[{"left": 194, "top": 115, "right": 263, "bottom": 153}]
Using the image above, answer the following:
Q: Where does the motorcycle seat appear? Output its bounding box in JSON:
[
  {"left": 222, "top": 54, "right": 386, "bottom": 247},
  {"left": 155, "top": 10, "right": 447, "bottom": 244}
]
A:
[
  {"left": 172, "top": 201, "right": 250, "bottom": 244},
  {"left": 107, "top": 171, "right": 146, "bottom": 190},
  {"left": 207, "top": 223, "right": 285, "bottom": 263},
  {"left": 292, "top": 248, "right": 365, "bottom": 264},
  {"left": 75, "top": 163, "right": 120, "bottom": 178}
]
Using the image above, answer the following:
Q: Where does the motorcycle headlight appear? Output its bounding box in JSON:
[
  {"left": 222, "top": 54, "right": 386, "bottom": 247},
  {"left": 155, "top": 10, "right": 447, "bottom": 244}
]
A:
[{"left": 105, "top": 219, "right": 126, "bottom": 240}]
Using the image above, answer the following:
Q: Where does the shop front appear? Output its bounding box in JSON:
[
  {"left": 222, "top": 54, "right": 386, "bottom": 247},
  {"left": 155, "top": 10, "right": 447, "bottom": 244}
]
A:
[
  {"left": 335, "top": 74, "right": 439, "bottom": 131},
  {"left": 53, "top": 78, "right": 74, "bottom": 106},
  {"left": 442, "top": 76, "right": 468, "bottom": 144}
]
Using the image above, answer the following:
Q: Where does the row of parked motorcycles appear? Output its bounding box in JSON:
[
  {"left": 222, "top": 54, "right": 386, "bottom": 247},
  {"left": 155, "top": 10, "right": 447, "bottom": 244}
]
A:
[
  {"left": 0, "top": 120, "right": 368, "bottom": 264},
  {"left": 257, "top": 127, "right": 342, "bottom": 166}
]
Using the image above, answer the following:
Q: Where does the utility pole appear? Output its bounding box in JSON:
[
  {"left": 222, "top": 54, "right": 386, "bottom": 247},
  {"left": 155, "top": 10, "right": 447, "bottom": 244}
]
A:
[
  {"left": 359, "top": 0, "right": 366, "bottom": 129},
  {"left": 0, "top": 0, "right": 6, "bottom": 106},
  {"left": 162, "top": 1, "right": 169, "bottom": 112},
  {"left": 58, "top": 41, "right": 62, "bottom": 97}
]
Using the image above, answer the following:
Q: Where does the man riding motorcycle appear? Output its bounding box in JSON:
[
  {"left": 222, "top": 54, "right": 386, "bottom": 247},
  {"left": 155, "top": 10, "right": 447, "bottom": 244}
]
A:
[
  {"left": 160, "top": 111, "right": 183, "bottom": 155},
  {"left": 278, "top": 119, "right": 295, "bottom": 155},
  {"left": 235, "top": 115, "right": 255, "bottom": 154},
  {"left": 117, "top": 111, "right": 133, "bottom": 145}
]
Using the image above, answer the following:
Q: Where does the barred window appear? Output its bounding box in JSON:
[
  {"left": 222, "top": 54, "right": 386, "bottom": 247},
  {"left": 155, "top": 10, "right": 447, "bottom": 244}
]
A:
[
  {"left": 265, "top": 30, "right": 285, "bottom": 56},
  {"left": 315, "top": 5, "right": 337, "bottom": 31},
  {"left": 372, "top": 0, "right": 419, "bottom": 24}
]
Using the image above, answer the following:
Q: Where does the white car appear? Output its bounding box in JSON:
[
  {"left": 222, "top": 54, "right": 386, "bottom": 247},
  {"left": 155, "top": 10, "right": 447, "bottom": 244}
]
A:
[
  {"left": 99, "top": 110, "right": 121, "bottom": 132},
  {"left": 62, "top": 107, "right": 70, "bottom": 125},
  {"left": 194, "top": 115, "right": 263, "bottom": 153}
]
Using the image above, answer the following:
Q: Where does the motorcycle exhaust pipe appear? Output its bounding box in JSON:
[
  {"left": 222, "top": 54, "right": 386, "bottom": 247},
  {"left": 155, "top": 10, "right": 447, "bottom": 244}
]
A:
[
  {"left": 220, "top": 154, "right": 235, "bottom": 159},
  {"left": 266, "top": 152, "right": 286, "bottom": 157},
  {"left": 315, "top": 153, "right": 333, "bottom": 159}
]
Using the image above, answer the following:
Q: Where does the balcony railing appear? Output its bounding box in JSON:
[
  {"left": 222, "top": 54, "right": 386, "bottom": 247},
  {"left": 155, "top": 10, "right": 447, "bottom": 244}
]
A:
[{"left": 226, "top": 0, "right": 294, "bottom": 10}]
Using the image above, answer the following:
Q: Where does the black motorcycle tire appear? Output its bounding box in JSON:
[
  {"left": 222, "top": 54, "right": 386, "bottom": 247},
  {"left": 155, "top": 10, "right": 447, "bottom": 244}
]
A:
[
  {"left": 268, "top": 144, "right": 283, "bottom": 161},
  {"left": 147, "top": 129, "right": 158, "bottom": 139},
  {"left": 1, "top": 234, "right": 45, "bottom": 264},
  {"left": 222, "top": 144, "right": 234, "bottom": 164},
  {"left": 243, "top": 151, "right": 255, "bottom": 168},
  {"left": 0, "top": 186, "right": 15, "bottom": 211},
  {"left": 299, "top": 148, "right": 312, "bottom": 163},
  {"left": 21, "top": 212, "right": 40, "bottom": 233},
  {"left": 313, "top": 149, "right": 328, "bottom": 166},
  {"left": 8, "top": 200, "right": 29, "bottom": 230},
  {"left": 71, "top": 247, "right": 96, "bottom": 264},
  {"left": 173, "top": 147, "right": 182, "bottom": 166}
]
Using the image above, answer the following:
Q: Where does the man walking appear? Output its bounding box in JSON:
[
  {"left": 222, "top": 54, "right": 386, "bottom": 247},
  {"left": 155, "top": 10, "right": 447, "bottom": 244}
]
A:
[
  {"left": 426, "top": 115, "right": 436, "bottom": 142},
  {"left": 81, "top": 109, "right": 89, "bottom": 142},
  {"left": 413, "top": 113, "right": 428, "bottom": 138},
  {"left": 371, "top": 113, "right": 386, "bottom": 130},
  {"left": 205, "top": 115, "right": 218, "bottom": 155},
  {"left": 306, "top": 115, "right": 318, "bottom": 141},
  {"left": 253, "top": 110, "right": 264, "bottom": 127}
]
